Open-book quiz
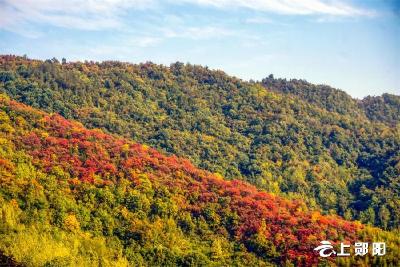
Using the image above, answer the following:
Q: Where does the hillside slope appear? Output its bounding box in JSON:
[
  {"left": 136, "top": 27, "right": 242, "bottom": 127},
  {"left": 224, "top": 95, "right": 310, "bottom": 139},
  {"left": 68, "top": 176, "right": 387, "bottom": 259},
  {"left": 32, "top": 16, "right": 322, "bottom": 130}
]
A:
[
  {"left": 261, "top": 75, "right": 361, "bottom": 117},
  {"left": 0, "top": 94, "right": 399, "bottom": 266},
  {"left": 360, "top": 94, "right": 400, "bottom": 126},
  {"left": 0, "top": 55, "right": 399, "bottom": 231},
  {"left": 261, "top": 75, "right": 400, "bottom": 126}
]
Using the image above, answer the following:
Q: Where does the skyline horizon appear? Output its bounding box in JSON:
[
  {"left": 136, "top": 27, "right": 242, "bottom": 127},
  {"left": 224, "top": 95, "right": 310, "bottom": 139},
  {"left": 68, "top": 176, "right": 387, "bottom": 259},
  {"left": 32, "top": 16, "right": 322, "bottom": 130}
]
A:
[
  {"left": 1, "top": 0, "right": 399, "bottom": 98},
  {"left": 3, "top": 52, "right": 398, "bottom": 99}
]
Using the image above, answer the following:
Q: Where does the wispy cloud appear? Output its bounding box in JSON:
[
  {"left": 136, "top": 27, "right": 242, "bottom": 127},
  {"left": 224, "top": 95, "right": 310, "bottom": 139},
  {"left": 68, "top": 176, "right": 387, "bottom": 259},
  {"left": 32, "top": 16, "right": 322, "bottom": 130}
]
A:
[
  {"left": 0, "top": 0, "right": 376, "bottom": 33},
  {"left": 134, "top": 36, "right": 162, "bottom": 47},
  {"left": 161, "top": 25, "right": 234, "bottom": 40},
  {"left": 180, "top": 0, "right": 375, "bottom": 16},
  {"left": 0, "top": 0, "right": 377, "bottom": 42},
  {"left": 0, "top": 0, "right": 155, "bottom": 34},
  {"left": 0, "top": 0, "right": 235, "bottom": 41},
  {"left": 245, "top": 17, "right": 276, "bottom": 24}
]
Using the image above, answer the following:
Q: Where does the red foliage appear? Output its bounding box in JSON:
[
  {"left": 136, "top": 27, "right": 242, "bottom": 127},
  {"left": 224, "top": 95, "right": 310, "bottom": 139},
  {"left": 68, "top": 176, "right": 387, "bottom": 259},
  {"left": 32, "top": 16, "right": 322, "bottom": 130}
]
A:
[{"left": 1, "top": 96, "right": 364, "bottom": 266}]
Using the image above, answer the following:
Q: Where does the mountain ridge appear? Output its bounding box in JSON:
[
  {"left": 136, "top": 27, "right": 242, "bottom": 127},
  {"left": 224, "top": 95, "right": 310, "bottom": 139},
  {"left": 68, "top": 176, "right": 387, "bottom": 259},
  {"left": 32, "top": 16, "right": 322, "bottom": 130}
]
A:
[{"left": 261, "top": 75, "right": 399, "bottom": 126}]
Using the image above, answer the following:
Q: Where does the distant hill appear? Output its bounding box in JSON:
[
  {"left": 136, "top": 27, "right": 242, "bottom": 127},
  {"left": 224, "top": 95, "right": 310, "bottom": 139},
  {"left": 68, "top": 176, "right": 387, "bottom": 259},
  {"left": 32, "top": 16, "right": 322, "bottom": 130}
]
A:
[
  {"left": 360, "top": 94, "right": 400, "bottom": 126},
  {"left": 261, "top": 75, "right": 400, "bottom": 125},
  {"left": 0, "top": 55, "right": 399, "bottom": 231},
  {"left": 1, "top": 94, "right": 399, "bottom": 266},
  {"left": 261, "top": 75, "right": 361, "bottom": 117}
]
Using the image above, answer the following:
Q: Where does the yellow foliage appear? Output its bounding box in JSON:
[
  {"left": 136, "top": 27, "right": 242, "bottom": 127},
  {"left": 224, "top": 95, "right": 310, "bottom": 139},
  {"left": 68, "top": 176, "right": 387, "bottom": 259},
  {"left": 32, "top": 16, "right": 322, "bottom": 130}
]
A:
[
  {"left": 311, "top": 211, "right": 321, "bottom": 223},
  {"left": 64, "top": 214, "right": 80, "bottom": 232},
  {"left": 0, "top": 226, "right": 130, "bottom": 267},
  {"left": 142, "top": 144, "right": 149, "bottom": 150},
  {"left": 40, "top": 131, "right": 49, "bottom": 138},
  {"left": 214, "top": 172, "right": 224, "bottom": 180},
  {"left": 121, "top": 143, "right": 130, "bottom": 153},
  {"left": 1, "top": 230, "right": 70, "bottom": 266},
  {"left": 0, "top": 199, "right": 22, "bottom": 230},
  {"left": 15, "top": 116, "right": 27, "bottom": 127},
  {"left": 0, "top": 111, "right": 14, "bottom": 133}
]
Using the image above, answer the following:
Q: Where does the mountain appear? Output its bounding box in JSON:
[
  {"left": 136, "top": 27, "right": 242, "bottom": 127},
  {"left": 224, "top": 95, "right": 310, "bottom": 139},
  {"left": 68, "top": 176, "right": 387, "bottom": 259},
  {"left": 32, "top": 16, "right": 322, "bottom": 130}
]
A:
[
  {"left": 0, "top": 55, "right": 399, "bottom": 232},
  {"left": 1, "top": 94, "right": 399, "bottom": 266},
  {"left": 360, "top": 94, "right": 400, "bottom": 126},
  {"left": 261, "top": 75, "right": 400, "bottom": 126},
  {"left": 261, "top": 75, "right": 361, "bottom": 117}
]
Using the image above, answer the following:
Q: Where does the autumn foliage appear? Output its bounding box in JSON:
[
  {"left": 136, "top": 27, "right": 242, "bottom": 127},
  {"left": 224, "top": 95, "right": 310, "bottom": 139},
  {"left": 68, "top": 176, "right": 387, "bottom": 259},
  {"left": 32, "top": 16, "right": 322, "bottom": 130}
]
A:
[{"left": 0, "top": 95, "right": 399, "bottom": 266}]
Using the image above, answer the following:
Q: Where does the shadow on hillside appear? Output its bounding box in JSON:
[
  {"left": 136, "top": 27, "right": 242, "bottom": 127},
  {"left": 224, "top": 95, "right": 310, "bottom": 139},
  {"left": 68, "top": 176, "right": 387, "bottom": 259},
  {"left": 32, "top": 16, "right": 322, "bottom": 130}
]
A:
[{"left": 0, "top": 251, "right": 21, "bottom": 267}]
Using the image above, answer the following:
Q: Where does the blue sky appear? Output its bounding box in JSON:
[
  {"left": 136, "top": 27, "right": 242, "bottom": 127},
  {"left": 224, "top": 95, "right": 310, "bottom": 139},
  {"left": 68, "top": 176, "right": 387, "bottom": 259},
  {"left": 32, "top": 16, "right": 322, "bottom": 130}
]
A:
[{"left": 0, "top": 0, "right": 399, "bottom": 98}]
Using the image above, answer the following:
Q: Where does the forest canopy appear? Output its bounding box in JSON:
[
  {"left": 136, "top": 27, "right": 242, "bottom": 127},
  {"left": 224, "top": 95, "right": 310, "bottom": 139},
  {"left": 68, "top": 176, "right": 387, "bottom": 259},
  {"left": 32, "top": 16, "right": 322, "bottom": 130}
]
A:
[
  {"left": 0, "top": 93, "right": 399, "bottom": 266},
  {"left": 0, "top": 55, "right": 398, "bottom": 231}
]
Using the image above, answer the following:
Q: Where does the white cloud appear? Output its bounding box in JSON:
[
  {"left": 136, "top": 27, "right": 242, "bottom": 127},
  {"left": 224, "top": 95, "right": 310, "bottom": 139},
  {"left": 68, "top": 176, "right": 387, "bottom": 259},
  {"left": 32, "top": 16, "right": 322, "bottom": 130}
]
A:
[
  {"left": 0, "top": 0, "right": 376, "bottom": 39},
  {"left": 245, "top": 17, "right": 276, "bottom": 24},
  {"left": 179, "top": 0, "right": 375, "bottom": 16},
  {"left": 132, "top": 36, "right": 162, "bottom": 47},
  {"left": 0, "top": 0, "right": 156, "bottom": 33},
  {"left": 161, "top": 26, "right": 234, "bottom": 40}
]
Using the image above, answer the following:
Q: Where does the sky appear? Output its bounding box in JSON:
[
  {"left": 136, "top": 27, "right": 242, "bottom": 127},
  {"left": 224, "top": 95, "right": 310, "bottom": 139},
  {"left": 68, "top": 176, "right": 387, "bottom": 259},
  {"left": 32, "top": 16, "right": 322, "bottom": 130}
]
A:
[{"left": 0, "top": 0, "right": 399, "bottom": 98}]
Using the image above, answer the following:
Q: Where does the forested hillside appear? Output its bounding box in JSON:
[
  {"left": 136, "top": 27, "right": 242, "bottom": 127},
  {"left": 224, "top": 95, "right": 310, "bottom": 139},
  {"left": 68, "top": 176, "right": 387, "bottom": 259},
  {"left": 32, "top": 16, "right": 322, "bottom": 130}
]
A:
[
  {"left": 261, "top": 75, "right": 361, "bottom": 117},
  {"left": 360, "top": 94, "right": 400, "bottom": 126},
  {"left": 261, "top": 75, "right": 400, "bottom": 126},
  {"left": 1, "top": 94, "right": 400, "bottom": 266},
  {"left": 0, "top": 55, "right": 399, "bottom": 232}
]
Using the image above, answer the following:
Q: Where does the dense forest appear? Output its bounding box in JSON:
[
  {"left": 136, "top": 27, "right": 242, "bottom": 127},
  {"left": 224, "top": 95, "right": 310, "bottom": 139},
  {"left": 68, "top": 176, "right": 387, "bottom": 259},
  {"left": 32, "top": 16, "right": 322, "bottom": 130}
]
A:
[
  {"left": 0, "top": 55, "right": 398, "bottom": 233},
  {"left": 262, "top": 75, "right": 400, "bottom": 126},
  {"left": 1, "top": 94, "right": 400, "bottom": 266}
]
